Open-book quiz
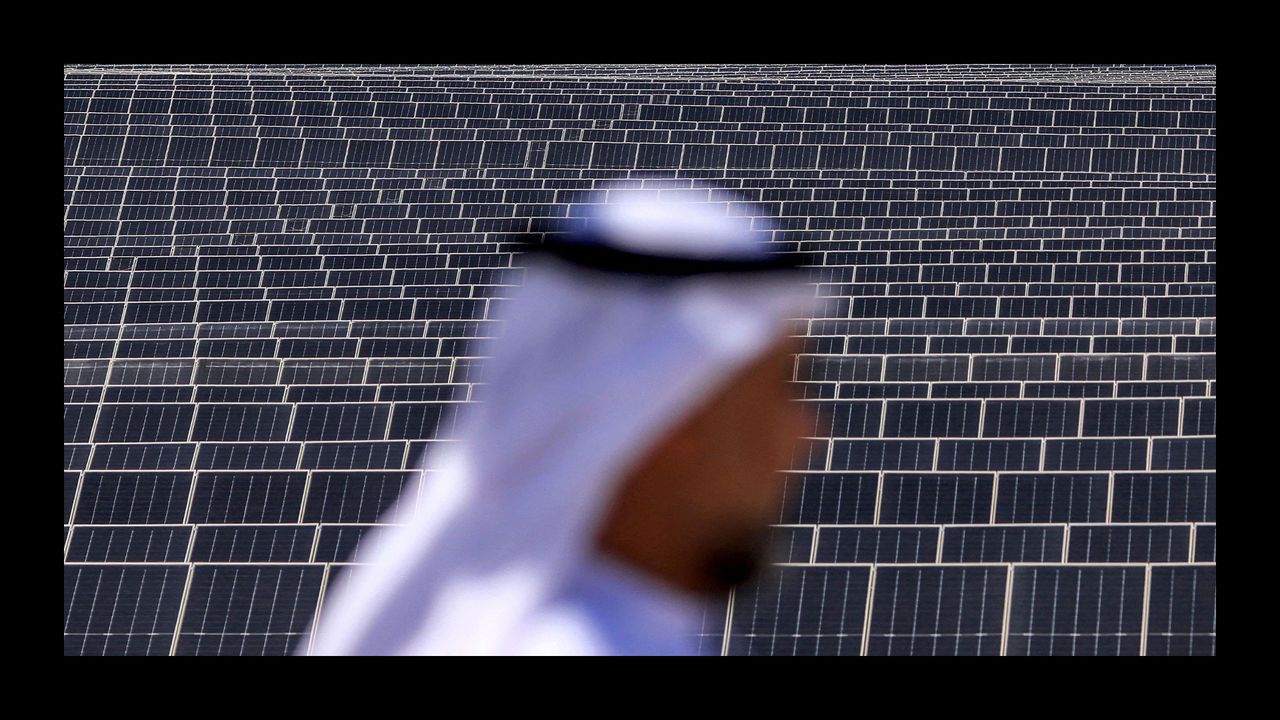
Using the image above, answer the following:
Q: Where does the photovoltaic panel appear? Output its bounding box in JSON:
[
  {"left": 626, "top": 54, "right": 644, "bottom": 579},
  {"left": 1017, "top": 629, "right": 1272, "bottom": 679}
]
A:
[
  {"left": 1145, "top": 565, "right": 1216, "bottom": 656},
  {"left": 727, "top": 566, "right": 871, "bottom": 656},
  {"left": 190, "top": 524, "right": 316, "bottom": 563},
  {"left": 67, "top": 525, "right": 192, "bottom": 562},
  {"left": 1194, "top": 524, "right": 1216, "bottom": 563},
  {"left": 64, "top": 564, "right": 188, "bottom": 656},
  {"left": 74, "top": 472, "right": 192, "bottom": 524},
  {"left": 865, "top": 566, "right": 1007, "bottom": 656},
  {"left": 174, "top": 564, "right": 324, "bottom": 656},
  {"left": 776, "top": 472, "right": 878, "bottom": 525},
  {"left": 1066, "top": 524, "right": 1192, "bottom": 563},
  {"left": 940, "top": 525, "right": 1064, "bottom": 563},
  {"left": 815, "top": 526, "right": 939, "bottom": 564},
  {"left": 313, "top": 524, "right": 377, "bottom": 563},
  {"left": 1005, "top": 566, "right": 1146, "bottom": 656},
  {"left": 878, "top": 473, "right": 993, "bottom": 524},
  {"left": 994, "top": 473, "right": 1109, "bottom": 523}
]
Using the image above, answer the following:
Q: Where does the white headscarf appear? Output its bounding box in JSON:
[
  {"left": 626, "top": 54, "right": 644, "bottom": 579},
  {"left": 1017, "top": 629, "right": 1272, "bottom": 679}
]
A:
[{"left": 306, "top": 185, "right": 818, "bottom": 655}]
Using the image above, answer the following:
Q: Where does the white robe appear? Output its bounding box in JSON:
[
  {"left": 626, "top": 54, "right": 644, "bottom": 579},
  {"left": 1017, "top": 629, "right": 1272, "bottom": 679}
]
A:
[
  {"left": 504, "top": 550, "right": 710, "bottom": 656},
  {"left": 303, "top": 186, "right": 816, "bottom": 656}
]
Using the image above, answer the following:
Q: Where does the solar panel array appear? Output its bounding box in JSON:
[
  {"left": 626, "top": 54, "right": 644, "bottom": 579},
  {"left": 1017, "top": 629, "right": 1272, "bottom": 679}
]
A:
[{"left": 63, "top": 64, "right": 1216, "bottom": 656}]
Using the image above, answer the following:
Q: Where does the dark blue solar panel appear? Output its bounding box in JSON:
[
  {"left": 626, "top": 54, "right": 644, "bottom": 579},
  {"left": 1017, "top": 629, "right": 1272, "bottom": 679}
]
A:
[
  {"left": 866, "top": 566, "right": 1007, "bottom": 656},
  {"left": 74, "top": 472, "right": 192, "bottom": 524},
  {"left": 1111, "top": 472, "right": 1215, "bottom": 522},
  {"left": 174, "top": 565, "right": 324, "bottom": 656},
  {"left": 777, "top": 473, "right": 877, "bottom": 525},
  {"left": 879, "top": 473, "right": 993, "bottom": 524},
  {"left": 994, "top": 473, "right": 1109, "bottom": 523},
  {"left": 727, "top": 566, "right": 871, "bottom": 656},
  {"left": 1066, "top": 525, "right": 1191, "bottom": 563},
  {"left": 831, "top": 440, "right": 935, "bottom": 471},
  {"left": 941, "top": 526, "right": 1064, "bottom": 563},
  {"left": 1145, "top": 565, "right": 1216, "bottom": 656},
  {"left": 67, "top": 525, "right": 191, "bottom": 562},
  {"left": 302, "top": 471, "right": 418, "bottom": 523},
  {"left": 313, "top": 524, "right": 376, "bottom": 563},
  {"left": 188, "top": 472, "right": 307, "bottom": 524},
  {"left": 190, "top": 525, "right": 315, "bottom": 562},
  {"left": 64, "top": 565, "right": 187, "bottom": 656},
  {"left": 1006, "top": 566, "right": 1146, "bottom": 656},
  {"left": 815, "top": 526, "right": 938, "bottom": 563},
  {"left": 1194, "top": 524, "right": 1216, "bottom": 563}
]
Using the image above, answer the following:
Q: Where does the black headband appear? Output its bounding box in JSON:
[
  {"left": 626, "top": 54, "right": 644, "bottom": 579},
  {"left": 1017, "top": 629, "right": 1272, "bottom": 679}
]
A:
[{"left": 514, "top": 232, "right": 809, "bottom": 278}]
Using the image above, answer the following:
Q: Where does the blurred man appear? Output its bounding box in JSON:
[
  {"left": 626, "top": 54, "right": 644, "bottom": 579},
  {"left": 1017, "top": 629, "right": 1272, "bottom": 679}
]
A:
[{"left": 305, "top": 187, "right": 818, "bottom": 655}]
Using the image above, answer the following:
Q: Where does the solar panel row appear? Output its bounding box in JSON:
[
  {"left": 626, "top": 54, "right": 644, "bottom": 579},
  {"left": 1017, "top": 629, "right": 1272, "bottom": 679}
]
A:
[{"left": 64, "top": 563, "right": 1215, "bottom": 656}]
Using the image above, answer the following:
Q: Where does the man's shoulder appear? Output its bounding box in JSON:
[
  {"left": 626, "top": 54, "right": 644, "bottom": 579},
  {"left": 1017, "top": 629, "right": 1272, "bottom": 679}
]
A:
[
  {"left": 502, "top": 601, "right": 616, "bottom": 656},
  {"left": 501, "top": 554, "right": 706, "bottom": 656},
  {"left": 503, "top": 586, "right": 701, "bottom": 656}
]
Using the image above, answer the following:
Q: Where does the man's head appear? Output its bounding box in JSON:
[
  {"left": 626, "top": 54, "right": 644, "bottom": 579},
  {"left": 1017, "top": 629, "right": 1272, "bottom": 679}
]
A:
[
  {"left": 307, "top": 185, "right": 820, "bottom": 654},
  {"left": 594, "top": 328, "right": 814, "bottom": 596}
]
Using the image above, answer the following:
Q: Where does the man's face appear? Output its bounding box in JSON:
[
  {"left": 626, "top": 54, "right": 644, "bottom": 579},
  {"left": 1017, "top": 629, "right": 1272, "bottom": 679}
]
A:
[
  {"left": 595, "top": 329, "right": 815, "bottom": 595},
  {"left": 678, "top": 331, "right": 812, "bottom": 590}
]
